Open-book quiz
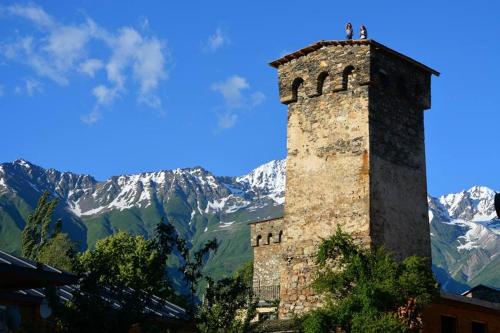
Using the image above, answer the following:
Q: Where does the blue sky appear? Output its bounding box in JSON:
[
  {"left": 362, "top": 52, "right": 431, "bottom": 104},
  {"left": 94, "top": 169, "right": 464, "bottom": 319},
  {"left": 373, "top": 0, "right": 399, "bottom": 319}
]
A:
[{"left": 0, "top": 1, "right": 499, "bottom": 196}]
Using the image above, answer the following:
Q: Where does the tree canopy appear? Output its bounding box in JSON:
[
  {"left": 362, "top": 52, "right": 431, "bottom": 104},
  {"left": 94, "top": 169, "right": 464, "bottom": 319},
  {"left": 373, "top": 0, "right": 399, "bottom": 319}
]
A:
[
  {"left": 21, "top": 193, "right": 257, "bottom": 332},
  {"left": 196, "top": 261, "right": 256, "bottom": 333},
  {"left": 21, "top": 190, "right": 76, "bottom": 271},
  {"left": 48, "top": 219, "right": 223, "bottom": 332},
  {"left": 22, "top": 190, "right": 60, "bottom": 259},
  {"left": 56, "top": 224, "right": 182, "bottom": 332},
  {"left": 37, "top": 232, "right": 76, "bottom": 272},
  {"left": 301, "top": 227, "right": 439, "bottom": 333}
]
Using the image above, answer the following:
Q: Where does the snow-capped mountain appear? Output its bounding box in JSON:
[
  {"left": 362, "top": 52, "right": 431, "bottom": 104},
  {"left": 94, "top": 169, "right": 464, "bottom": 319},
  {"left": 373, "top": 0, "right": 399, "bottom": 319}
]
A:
[
  {"left": 434, "top": 186, "right": 498, "bottom": 222},
  {"left": 428, "top": 186, "right": 500, "bottom": 291},
  {"left": 0, "top": 158, "right": 285, "bottom": 219},
  {"left": 0, "top": 159, "right": 286, "bottom": 279},
  {"left": 0, "top": 158, "right": 499, "bottom": 292},
  {"left": 234, "top": 159, "right": 286, "bottom": 205}
]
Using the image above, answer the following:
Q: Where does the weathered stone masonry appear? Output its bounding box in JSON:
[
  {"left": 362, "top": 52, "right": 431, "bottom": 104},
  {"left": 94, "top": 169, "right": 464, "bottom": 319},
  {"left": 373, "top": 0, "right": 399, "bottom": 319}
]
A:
[
  {"left": 250, "top": 217, "right": 283, "bottom": 301},
  {"left": 250, "top": 39, "right": 438, "bottom": 319}
]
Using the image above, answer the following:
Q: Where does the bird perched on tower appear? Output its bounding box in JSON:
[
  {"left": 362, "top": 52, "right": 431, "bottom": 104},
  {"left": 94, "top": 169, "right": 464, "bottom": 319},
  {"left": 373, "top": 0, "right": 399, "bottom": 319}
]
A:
[
  {"left": 345, "top": 23, "right": 353, "bottom": 40},
  {"left": 360, "top": 25, "right": 368, "bottom": 39}
]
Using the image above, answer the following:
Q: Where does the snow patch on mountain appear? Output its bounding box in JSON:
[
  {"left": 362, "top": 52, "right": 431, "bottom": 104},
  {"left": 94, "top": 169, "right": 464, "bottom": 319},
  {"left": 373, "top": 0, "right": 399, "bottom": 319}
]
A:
[
  {"left": 16, "top": 159, "right": 32, "bottom": 169},
  {"left": 438, "top": 186, "right": 497, "bottom": 221},
  {"left": 234, "top": 159, "right": 286, "bottom": 205},
  {"left": 442, "top": 220, "right": 498, "bottom": 251},
  {"left": 0, "top": 166, "right": 6, "bottom": 192},
  {"left": 430, "top": 186, "right": 499, "bottom": 252},
  {"left": 429, "top": 186, "right": 500, "bottom": 287},
  {"left": 0, "top": 159, "right": 287, "bottom": 218}
]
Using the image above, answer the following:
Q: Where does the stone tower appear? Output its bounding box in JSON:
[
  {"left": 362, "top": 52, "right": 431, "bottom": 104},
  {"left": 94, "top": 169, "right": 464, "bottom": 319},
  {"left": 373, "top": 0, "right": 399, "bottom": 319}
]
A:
[{"left": 269, "top": 40, "right": 439, "bottom": 318}]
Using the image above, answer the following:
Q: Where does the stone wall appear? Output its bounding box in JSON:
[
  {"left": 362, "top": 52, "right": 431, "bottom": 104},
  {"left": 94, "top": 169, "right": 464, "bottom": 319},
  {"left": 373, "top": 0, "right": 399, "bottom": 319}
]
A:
[
  {"left": 368, "top": 48, "right": 432, "bottom": 259},
  {"left": 250, "top": 218, "right": 284, "bottom": 300},
  {"left": 276, "top": 43, "right": 372, "bottom": 318},
  {"left": 269, "top": 41, "right": 435, "bottom": 319}
]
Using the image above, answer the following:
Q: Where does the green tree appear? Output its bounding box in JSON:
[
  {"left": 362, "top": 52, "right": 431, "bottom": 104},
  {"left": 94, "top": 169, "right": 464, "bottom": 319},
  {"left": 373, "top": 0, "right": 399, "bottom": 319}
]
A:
[
  {"left": 37, "top": 232, "right": 76, "bottom": 272},
  {"left": 22, "top": 191, "right": 76, "bottom": 272},
  {"left": 196, "top": 262, "right": 257, "bottom": 333},
  {"left": 22, "top": 191, "right": 59, "bottom": 259},
  {"left": 52, "top": 221, "right": 181, "bottom": 332},
  {"left": 301, "top": 227, "right": 439, "bottom": 333},
  {"left": 77, "top": 231, "right": 169, "bottom": 294},
  {"left": 177, "top": 237, "right": 218, "bottom": 308},
  {"left": 52, "top": 219, "right": 218, "bottom": 332},
  {"left": 234, "top": 260, "right": 253, "bottom": 288}
]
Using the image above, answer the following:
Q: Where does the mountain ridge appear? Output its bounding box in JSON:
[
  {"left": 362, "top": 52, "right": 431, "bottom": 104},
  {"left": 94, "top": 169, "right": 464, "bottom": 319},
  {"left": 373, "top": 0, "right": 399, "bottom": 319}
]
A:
[{"left": 0, "top": 158, "right": 498, "bottom": 293}]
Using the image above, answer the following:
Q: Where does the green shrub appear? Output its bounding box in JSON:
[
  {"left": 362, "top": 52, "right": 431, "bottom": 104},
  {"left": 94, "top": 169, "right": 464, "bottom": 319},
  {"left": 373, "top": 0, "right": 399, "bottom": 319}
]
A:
[
  {"left": 301, "top": 310, "right": 332, "bottom": 333},
  {"left": 299, "top": 227, "right": 439, "bottom": 332},
  {"left": 351, "top": 312, "right": 407, "bottom": 333}
]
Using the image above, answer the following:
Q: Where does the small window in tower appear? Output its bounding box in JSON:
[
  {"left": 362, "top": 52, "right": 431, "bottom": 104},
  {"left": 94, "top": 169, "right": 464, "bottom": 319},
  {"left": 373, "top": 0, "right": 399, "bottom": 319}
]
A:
[
  {"left": 291, "top": 77, "right": 305, "bottom": 101},
  {"left": 316, "top": 72, "right": 330, "bottom": 95},
  {"left": 472, "top": 321, "right": 487, "bottom": 333},
  {"left": 267, "top": 233, "right": 273, "bottom": 245},
  {"left": 278, "top": 230, "right": 283, "bottom": 243},
  {"left": 256, "top": 235, "right": 262, "bottom": 246},
  {"left": 441, "top": 315, "right": 457, "bottom": 333},
  {"left": 342, "top": 66, "right": 355, "bottom": 90}
]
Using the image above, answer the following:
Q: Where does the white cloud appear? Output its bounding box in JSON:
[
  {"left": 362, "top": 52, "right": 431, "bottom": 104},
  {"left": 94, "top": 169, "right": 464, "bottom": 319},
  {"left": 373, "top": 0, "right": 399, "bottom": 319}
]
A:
[
  {"left": 25, "top": 78, "right": 42, "bottom": 96},
  {"left": 211, "top": 75, "right": 249, "bottom": 108},
  {"left": 217, "top": 112, "right": 238, "bottom": 129},
  {"left": 211, "top": 75, "right": 265, "bottom": 129},
  {"left": 79, "top": 58, "right": 103, "bottom": 78},
  {"left": 1, "top": 6, "right": 98, "bottom": 85},
  {"left": 204, "top": 28, "right": 228, "bottom": 53},
  {"left": 92, "top": 85, "right": 117, "bottom": 105},
  {"left": 95, "top": 27, "right": 168, "bottom": 109},
  {"left": 133, "top": 36, "right": 166, "bottom": 95},
  {"left": 250, "top": 91, "right": 266, "bottom": 107},
  {"left": 1, "top": 36, "right": 69, "bottom": 85},
  {"left": 5, "top": 4, "right": 55, "bottom": 28},
  {"left": 139, "top": 94, "right": 162, "bottom": 109},
  {"left": 0, "top": 4, "right": 169, "bottom": 123},
  {"left": 140, "top": 17, "right": 150, "bottom": 31},
  {"left": 113, "top": 28, "right": 166, "bottom": 95},
  {"left": 14, "top": 78, "right": 42, "bottom": 96},
  {"left": 44, "top": 22, "right": 95, "bottom": 71},
  {"left": 81, "top": 110, "right": 101, "bottom": 125}
]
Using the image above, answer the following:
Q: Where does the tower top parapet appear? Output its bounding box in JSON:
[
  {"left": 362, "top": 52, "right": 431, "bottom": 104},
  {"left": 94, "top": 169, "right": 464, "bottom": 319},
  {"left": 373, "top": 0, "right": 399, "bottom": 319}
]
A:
[{"left": 269, "top": 39, "right": 439, "bottom": 77}]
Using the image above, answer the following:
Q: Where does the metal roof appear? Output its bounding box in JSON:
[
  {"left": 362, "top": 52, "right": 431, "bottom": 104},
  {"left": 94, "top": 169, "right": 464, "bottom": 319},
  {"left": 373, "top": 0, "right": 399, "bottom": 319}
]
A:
[
  {"left": 0, "top": 250, "right": 77, "bottom": 291},
  {"left": 0, "top": 250, "right": 188, "bottom": 321},
  {"left": 440, "top": 292, "right": 500, "bottom": 312},
  {"left": 74, "top": 285, "right": 188, "bottom": 320},
  {"left": 462, "top": 284, "right": 500, "bottom": 296},
  {"left": 0, "top": 249, "right": 65, "bottom": 273},
  {"left": 0, "top": 284, "right": 188, "bottom": 321},
  {"left": 269, "top": 39, "right": 440, "bottom": 76}
]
